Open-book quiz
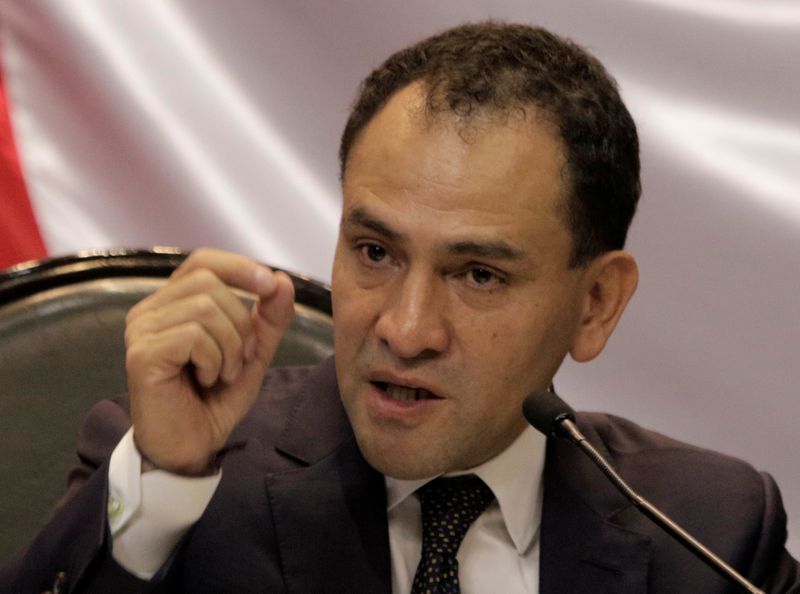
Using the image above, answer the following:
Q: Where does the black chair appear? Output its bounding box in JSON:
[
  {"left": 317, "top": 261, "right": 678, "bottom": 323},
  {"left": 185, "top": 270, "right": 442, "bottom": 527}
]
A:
[{"left": 0, "top": 249, "right": 334, "bottom": 564}]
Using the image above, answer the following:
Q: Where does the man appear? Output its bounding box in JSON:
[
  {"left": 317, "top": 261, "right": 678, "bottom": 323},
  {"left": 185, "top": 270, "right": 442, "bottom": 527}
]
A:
[{"left": 2, "top": 21, "right": 798, "bottom": 593}]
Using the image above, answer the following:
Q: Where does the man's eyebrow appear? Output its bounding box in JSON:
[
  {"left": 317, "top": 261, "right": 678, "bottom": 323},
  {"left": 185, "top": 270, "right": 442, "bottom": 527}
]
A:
[
  {"left": 343, "top": 206, "right": 524, "bottom": 260},
  {"left": 342, "top": 207, "right": 400, "bottom": 241},
  {"left": 447, "top": 240, "right": 525, "bottom": 260}
]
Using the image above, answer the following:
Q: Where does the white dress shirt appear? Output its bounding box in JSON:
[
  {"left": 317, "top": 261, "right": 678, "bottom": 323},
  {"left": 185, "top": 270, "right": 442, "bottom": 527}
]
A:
[
  {"left": 108, "top": 425, "right": 547, "bottom": 591},
  {"left": 387, "top": 425, "right": 546, "bottom": 594}
]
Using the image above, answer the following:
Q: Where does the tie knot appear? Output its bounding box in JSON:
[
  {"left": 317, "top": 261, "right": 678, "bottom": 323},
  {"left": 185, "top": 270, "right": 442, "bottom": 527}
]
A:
[{"left": 417, "top": 475, "right": 495, "bottom": 557}]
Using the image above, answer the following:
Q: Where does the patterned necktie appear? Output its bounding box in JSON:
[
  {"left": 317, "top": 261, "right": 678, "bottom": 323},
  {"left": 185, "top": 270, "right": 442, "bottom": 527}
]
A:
[{"left": 411, "top": 475, "right": 496, "bottom": 594}]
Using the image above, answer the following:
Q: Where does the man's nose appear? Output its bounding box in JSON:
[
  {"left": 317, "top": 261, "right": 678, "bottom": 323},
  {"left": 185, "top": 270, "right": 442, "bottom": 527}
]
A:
[{"left": 373, "top": 271, "right": 450, "bottom": 360}]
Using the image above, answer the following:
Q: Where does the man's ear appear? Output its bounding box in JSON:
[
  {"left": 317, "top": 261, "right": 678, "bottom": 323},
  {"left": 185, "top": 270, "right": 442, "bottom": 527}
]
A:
[{"left": 570, "top": 250, "right": 638, "bottom": 363}]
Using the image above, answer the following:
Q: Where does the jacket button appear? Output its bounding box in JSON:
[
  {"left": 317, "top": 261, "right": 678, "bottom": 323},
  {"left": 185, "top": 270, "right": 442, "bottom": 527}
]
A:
[{"left": 52, "top": 570, "right": 67, "bottom": 594}]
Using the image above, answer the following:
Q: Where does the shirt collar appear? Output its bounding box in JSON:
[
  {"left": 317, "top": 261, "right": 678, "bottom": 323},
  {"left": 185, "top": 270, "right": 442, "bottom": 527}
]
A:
[{"left": 385, "top": 425, "right": 547, "bottom": 554}]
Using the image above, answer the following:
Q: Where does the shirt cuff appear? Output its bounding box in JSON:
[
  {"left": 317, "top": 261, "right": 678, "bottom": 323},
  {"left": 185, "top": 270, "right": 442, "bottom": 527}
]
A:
[{"left": 107, "top": 428, "right": 222, "bottom": 579}]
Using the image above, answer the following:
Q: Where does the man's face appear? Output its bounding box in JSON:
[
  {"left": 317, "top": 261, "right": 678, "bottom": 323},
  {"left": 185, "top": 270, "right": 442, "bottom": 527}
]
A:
[{"left": 332, "top": 83, "right": 591, "bottom": 479}]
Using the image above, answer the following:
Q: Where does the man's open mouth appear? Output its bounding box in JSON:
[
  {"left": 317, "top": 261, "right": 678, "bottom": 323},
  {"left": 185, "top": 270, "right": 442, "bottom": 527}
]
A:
[{"left": 372, "top": 382, "right": 440, "bottom": 402}]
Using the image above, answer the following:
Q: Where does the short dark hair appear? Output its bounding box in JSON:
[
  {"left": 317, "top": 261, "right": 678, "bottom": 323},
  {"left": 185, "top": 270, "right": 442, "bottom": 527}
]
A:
[{"left": 339, "top": 21, "right": 640, "bottom": 267}]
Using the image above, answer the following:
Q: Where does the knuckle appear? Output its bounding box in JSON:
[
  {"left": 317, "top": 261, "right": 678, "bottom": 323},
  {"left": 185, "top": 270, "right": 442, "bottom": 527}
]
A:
[
  {"left": 125, "top": 341, "right": 148, "bottom": 370},
  {"left": 189, "top": 268, "right": 219, "bottom": 291},
  {"left": 125, "top": 301, "right": 145, "bottom": 324},
  {"left": 123, "top": 325, "right": 136, "bottom": 348},
  {"left": 189, "top": 246, "right": 212, "bottom": 262},
  {"left": 181, "top": 248, "right": 205, "bottom": 270},
  {"left": 183, "top": 321, "right": 206, "bottom": 344},
  {"left": 230, "top": 305, "right": 251, "bottom": 333},
  {"left": 125, "top": 313, "right": 153, "bottom": 352},
  {"left": 174, "top": 247, "right": 219, "bottom": 280},
  {"left": 192, "top": 293, "right": 218, "bottom": 320},
  {"left": 228, "top": 333, "right": 244, "bottom": 360},
  {"left": 124, "top": 309, "right": 155, "bottom": 347}
]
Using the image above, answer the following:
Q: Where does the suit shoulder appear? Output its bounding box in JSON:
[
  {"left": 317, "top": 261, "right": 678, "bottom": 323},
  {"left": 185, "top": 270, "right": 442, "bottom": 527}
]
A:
[
  {"left": 572, "top": 413, "right": 797, "bottom": 584},
  {"left": 575, "top": 411, "right": 769, "bottom": 508},
  {"left": 577, "top": 411, "right": 749, "bottom": 463}
]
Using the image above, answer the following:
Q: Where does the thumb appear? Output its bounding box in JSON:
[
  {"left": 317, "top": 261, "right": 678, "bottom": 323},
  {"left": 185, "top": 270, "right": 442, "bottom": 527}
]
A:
[{"left": 251, "top": 271, "right": 296, "bottom": 365}]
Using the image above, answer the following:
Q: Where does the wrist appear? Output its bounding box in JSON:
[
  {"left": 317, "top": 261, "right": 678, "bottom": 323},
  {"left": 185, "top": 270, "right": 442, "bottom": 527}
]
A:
[
  {"left": 137, "top": 446, "right": 219, "bottom": 476},
  {"left": 134, "top": 437, "right": 247, "bottom": 477},
  {"left": 138, "top": 449, "right": 219, "bottom": 477}
]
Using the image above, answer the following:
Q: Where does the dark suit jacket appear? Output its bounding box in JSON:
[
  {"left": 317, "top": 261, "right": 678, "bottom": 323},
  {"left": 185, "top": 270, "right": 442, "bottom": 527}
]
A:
[{"left": 2, "top": 358, "right": 798, "bottom": 593}]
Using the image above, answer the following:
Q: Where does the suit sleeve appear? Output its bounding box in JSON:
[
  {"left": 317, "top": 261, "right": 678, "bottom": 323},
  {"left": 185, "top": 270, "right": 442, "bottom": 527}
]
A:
[{"left": 0, "top": 399, "right": 151, "bottom": 593}]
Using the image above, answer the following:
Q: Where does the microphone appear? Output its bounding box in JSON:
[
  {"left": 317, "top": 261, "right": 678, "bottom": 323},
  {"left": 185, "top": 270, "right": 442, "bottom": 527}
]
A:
[{"left": 522, "top": 390, "right": 764, "bottom": 594}]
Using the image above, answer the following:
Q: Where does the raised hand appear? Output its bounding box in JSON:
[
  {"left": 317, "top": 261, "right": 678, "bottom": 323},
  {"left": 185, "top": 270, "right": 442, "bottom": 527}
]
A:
[{"left": 124, "top": 248, "right": 295, "bottom": 474}]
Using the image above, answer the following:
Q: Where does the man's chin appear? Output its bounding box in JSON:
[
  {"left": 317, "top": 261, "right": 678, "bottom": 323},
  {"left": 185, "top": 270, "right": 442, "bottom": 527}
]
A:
[{"left": 356, "top": 438, "right": 446, "bottom": 480}]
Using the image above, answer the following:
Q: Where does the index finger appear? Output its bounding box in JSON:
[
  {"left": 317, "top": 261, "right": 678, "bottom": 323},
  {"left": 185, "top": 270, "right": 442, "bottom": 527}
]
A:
[{"left": 173, "top": 247, "right": 277, "bottom": 297}]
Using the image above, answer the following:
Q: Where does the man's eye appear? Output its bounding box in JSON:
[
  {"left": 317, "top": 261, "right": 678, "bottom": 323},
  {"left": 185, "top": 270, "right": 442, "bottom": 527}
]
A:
[
  {"left": 467, "top": 267, "right": 500, "bottom": 286},
  {"left": 360, "top": 244, "right": 387, "bottom": 263}
]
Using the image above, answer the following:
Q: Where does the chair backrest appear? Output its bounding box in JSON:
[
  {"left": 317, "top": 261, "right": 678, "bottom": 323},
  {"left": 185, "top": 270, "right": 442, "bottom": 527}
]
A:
[{"left": 0, "top": 249, "right": 334, "bottom": 564}]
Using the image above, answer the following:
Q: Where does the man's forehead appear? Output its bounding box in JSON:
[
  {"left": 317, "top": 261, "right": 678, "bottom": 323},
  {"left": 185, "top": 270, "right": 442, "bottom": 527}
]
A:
[
  {"left": 346, "top": 82, "right": 566, "bottom": 174},
  {"left": 345, "top": 94, "right": 567, "bottom": 206}
]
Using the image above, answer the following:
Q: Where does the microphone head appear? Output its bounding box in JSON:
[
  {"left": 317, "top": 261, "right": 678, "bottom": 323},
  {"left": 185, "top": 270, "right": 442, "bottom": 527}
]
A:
[{"left": 522, "top": 390, "right": 576, "bottom": 437}]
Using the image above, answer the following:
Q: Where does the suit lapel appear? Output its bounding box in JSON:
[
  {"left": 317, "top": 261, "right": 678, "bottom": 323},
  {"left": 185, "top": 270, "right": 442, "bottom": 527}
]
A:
[
  {"left": 539, "top": 420, "right": 651, "bottom": 594},
  {"left": 265, "top": 358, "right": 392, "bottom": 593}
]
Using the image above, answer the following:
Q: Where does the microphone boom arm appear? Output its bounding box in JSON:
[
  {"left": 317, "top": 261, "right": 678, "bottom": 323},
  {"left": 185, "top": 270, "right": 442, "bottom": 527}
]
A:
[{"left": 556, "top": 417, "right": 765, "bottom": 594}]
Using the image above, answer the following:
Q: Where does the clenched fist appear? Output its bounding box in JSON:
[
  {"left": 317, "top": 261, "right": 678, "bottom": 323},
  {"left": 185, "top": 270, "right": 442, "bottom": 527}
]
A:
[{"left": 124, "top": 248, "right": 295, "bottom": 474}]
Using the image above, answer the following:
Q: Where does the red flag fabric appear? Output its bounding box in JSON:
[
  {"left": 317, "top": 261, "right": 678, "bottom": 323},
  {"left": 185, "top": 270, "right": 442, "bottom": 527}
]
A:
[{"left": 0, "top": 57, "right": 46, "bottom": 270}]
